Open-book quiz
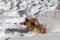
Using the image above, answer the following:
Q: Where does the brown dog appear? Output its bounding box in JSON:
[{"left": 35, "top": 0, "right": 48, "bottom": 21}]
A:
[{"left": 24, "top": 16, "right": 46, "bottom": 34}]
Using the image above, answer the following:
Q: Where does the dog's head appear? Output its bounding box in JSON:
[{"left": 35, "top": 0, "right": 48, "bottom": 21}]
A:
[
  {"left": 24, "top": 16, "right": 39, "bottom": 26},
  {"left": 24, "top": 16, "right": 32, "bottom": 27}
]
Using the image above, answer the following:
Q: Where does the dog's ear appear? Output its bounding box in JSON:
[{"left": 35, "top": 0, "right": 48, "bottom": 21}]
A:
[
  {"left": 31, "top": 18, "right": 39, "bottom": 25},
  {"left": 34, "top": 22, "right": 39, "bottom": 25}
]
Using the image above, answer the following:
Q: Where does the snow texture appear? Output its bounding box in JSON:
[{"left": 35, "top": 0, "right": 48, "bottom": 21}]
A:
[{"left": 0, "top": 0, "right": 60, "bottom": 40}]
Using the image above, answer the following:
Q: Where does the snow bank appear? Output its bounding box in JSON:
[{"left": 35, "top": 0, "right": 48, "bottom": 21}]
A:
[{"left": 0, "top": 0, "right": 59, "bottom": 40}]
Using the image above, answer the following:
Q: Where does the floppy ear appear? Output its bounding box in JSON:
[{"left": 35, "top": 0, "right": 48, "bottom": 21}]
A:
[
  {"left": 31, "top": 18, "right": 39, "bottom": 25},
  {"left": 34, "top": 22, "right": 39, "bottom": 25}
]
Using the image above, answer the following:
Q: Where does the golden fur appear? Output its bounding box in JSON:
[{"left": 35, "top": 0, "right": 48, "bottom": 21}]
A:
[{"left": 24, "top": 16, "right": 46, "bottom": 34}]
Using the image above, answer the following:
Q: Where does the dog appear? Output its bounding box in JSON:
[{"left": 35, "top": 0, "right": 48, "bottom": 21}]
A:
[{"left": 24, "top": 16, "right": 46, "bottom": 34}]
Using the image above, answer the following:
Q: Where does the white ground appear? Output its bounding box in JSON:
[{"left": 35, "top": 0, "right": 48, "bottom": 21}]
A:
[{"left": 0, "top": 0, "right": 60, "bottom": 40}]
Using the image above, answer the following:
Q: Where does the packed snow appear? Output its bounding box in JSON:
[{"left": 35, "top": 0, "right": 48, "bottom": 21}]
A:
[{"left": 0, "top": 0, "right": 60, "bottom": 40}]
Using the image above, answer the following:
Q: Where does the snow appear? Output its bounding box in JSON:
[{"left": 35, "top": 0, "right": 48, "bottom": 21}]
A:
[{"left": 0, "top": 0, "right": 60, "bottom": 40}]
